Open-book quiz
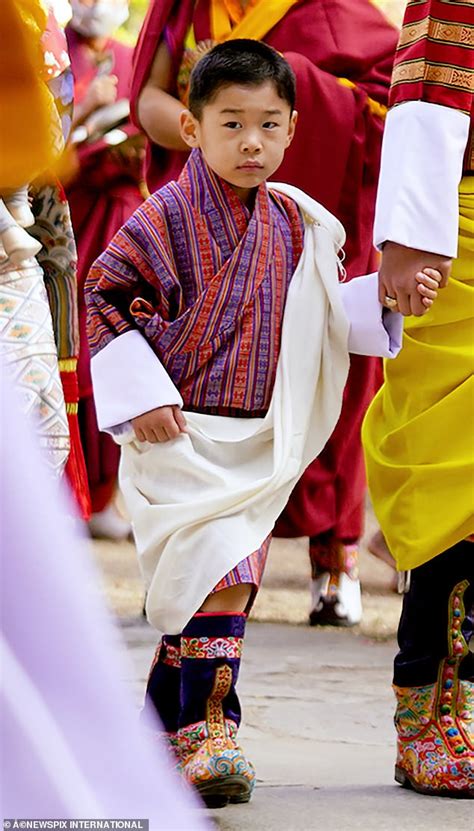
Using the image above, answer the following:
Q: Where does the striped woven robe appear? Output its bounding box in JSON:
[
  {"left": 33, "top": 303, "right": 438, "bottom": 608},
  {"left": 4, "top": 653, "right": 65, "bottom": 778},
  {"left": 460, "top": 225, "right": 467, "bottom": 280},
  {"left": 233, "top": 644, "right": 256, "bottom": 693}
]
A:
[
  {"left": 87, "top": 148, "right": 303, "bottom": 594},
  {"left": 86, "top": 149, "right": 402, "bottom": 631}
]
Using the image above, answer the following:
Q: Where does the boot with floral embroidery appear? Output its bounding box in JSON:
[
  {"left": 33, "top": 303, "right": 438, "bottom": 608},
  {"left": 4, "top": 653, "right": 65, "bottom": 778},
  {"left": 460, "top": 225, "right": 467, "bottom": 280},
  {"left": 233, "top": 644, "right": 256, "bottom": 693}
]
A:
[
  {"left": 141, "top": 634, "right": 182, "bottom": 759},
  {"left": 177, "top": 612, "right": 255, "bottom": 808},
  {"left": 394, "top": 579, "right": 474, "bottom": 797}
]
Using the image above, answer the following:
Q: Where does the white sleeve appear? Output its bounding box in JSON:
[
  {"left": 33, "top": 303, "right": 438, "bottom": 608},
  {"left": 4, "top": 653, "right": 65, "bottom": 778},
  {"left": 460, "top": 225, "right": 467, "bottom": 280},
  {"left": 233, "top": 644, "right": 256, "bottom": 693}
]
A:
[
  {"left": 91, "top": 329, "right": 183, "bottom": 434},
  {"left": 374, "top": 100, "right": 470, "bottom": 257},
  {"left": 339, "top": 273, "right": 403, "bottom": 358}
]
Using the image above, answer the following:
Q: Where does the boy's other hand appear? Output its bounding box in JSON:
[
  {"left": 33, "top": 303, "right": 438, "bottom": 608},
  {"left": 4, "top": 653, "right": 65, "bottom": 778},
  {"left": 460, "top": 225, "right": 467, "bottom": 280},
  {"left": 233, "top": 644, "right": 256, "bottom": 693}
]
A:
[
  {"left": 132, "top": 405, "right": 187, "bottom": 443},
  {"left": 379, "top": 242, "right": 451, "bottom": 316}
]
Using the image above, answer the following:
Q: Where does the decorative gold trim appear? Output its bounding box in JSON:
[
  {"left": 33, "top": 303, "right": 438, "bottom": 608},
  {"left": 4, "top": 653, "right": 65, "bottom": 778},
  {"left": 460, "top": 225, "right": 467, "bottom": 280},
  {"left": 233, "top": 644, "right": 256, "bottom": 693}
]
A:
[
  {"left": 58, "top": 358, "right": 77, "bottom": 373},
  {"left": 398, "top": 18, "right": 474, "bottom": 49},
  {"left": 392, "top": 59, "right": 474, "bottom": 93}
]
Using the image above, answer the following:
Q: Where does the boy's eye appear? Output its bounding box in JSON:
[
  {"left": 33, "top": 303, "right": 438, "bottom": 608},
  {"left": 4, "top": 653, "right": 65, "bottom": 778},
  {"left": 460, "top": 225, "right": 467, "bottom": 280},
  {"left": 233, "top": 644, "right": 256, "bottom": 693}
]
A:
[
  {"left": 263, "top": 121, "right": 279, "bottom": 129},
  {"left": 223, "top": 121, "right": 242, "bottom": 129}
]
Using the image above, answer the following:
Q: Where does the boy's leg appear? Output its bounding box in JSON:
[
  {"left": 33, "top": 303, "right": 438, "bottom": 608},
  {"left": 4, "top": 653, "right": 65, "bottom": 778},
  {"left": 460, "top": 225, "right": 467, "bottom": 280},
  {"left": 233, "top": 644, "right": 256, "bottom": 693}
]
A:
[
  {"left": 142, "top": 538, "right": 270, "bottom": 806},
  {"left": 393, "top": 540, "right": 473, "bottom": 797},
  {"left": 178, "top": 609, "right": 254, "bottom": 807},
  {"left": 178, "top": 538, "right": 270, "bottom": 806},
  {"left": 141, "top": 634, "right": 182, "bottom": 757}
]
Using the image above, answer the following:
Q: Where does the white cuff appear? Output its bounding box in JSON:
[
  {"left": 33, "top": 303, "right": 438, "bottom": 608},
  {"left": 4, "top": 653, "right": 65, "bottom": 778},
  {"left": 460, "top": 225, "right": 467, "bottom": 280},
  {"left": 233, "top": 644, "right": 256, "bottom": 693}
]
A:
[
  {"left": 91, "top": 330, "right": 183, "bottom": 432},
  {"left": 339, "top": 273, "right": 403, "bottom": 358},
  {"left": 374, "top": 101, "right": 469, "bottom": 257}
]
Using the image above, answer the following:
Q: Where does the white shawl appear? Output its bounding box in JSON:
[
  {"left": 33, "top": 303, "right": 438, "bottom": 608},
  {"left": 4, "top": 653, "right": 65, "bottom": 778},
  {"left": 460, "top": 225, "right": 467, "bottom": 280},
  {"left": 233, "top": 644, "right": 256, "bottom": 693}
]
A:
[{"left": 116, "top": 185, "right": 354, "bottom": 634}]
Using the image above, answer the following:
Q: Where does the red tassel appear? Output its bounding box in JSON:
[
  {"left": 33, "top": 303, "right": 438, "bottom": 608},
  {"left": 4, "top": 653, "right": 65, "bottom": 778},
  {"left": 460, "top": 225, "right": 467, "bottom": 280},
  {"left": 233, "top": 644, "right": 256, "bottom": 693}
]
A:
[
  {"left": 64, "top": 408, "right": 91, "bottom": 520},
  {"left": 60, "top": 364, "right": 91, "bottom": 521}
]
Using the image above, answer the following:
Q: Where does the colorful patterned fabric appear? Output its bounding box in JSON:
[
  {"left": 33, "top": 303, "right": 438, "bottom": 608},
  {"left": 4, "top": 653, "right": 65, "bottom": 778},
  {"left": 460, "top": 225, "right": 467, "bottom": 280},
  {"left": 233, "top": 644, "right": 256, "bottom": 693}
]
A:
[
  {"left": 178, "top": 659, "right": 255, "bottom": 804},
  {"left": 31, "top": 182, "right": 79, "bottom": 362},
  {"left": 181, "top": 636, "right": 243, "bottom": 660},
  {"left": 211, "top": 535, "right": 271, "bottom": 596},
  {"left": 363, "top": 178, "right": 474, "bottom": 570},
  {"left": 393, "top": 580, "right": 474, "bottom": 796},
  {"left": 390, "top": 0, "right": 474, "bottom": 114},
  {"left": 29, "top": 179, "right": 90, "bottom": 518},
  {"left": 86, "top": 149, "right": 303, "bottom": 416},
  {"left": 0, "top": 254, "right": 69, "bottom": 476}
]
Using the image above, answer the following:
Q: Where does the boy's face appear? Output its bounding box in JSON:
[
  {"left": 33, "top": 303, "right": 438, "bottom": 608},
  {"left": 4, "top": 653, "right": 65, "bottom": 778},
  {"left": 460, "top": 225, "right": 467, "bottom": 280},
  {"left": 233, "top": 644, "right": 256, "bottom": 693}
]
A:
[{"left": 180, "top": 81, "right": 297, "bottom": 204}]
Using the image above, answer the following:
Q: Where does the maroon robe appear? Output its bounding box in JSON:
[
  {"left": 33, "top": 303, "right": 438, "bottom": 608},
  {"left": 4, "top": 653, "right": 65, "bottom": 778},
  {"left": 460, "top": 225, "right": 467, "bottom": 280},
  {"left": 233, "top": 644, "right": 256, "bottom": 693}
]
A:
[
  {"left": 130, "top": 0, "right": 398, "bottom": 541},
  {"left": 66, "top": 27, "right": 143, "bottom": 513}
]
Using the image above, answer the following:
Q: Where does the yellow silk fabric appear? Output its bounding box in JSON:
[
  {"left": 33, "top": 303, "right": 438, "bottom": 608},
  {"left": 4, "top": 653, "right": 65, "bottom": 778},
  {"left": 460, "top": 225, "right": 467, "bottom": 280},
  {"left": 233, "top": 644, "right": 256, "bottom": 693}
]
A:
[
  {"left": 210, "top": 0, "right": 298, "bottom": 43},
  {"left": 0, "top": 0, "right": 59, "bottom": 188},
  {"left": 362, "top": 177, "right": 474, "bottom": 571}
]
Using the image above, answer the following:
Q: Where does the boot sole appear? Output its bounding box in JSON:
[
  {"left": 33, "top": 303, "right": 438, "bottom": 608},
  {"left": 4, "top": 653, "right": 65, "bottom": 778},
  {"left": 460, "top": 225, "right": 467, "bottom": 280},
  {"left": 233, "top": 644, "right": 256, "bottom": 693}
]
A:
[
  {"left": 395, "top": 765, "right": 474, "bottom": 799},
  {"left": 196, "top": 774, "right": 252, "bottom": 808}
]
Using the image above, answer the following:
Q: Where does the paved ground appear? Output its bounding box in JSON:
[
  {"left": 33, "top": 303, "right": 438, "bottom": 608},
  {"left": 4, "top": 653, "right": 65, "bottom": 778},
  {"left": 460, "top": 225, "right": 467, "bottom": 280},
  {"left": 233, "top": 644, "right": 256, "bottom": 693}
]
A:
[
  {"left": 119, "top": 619, "right": 472, "bottom": 831},
  {"left": 90, "top": 516, "right": 472, "bottom": 831}
]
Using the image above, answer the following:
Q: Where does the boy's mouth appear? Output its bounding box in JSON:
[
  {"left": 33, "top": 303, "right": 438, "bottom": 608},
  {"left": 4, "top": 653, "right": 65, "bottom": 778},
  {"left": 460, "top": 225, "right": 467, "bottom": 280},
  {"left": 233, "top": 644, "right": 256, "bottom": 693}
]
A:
[{"left": 237, "top": 161, "right": 264, "bottom": 170}]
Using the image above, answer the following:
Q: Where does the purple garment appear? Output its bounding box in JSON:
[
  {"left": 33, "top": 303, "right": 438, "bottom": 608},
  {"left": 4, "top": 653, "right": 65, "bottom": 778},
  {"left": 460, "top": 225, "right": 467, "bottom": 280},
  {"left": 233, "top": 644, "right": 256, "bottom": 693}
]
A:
[
  {"left": 86, "top": 149, "right": 303, "bottom": 416},
  {"left": 0, "top": 369, "right": 208, "bottom": 827}
]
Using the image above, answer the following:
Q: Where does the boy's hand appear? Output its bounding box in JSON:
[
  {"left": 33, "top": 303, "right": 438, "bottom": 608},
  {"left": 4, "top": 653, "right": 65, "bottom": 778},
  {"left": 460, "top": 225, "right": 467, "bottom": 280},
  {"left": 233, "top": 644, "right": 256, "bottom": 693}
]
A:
[
  {"left": 379, "top": 242, "right": 451, "bottom": 316},
  {"left": 132, "top": 405, "right": 187, "bottom": 443},
  {"left": 383, "top": 267, "right": 443, "bottom": 314},
  {"left": 414, "top": 267, "right": 443, "bottom": 311}
]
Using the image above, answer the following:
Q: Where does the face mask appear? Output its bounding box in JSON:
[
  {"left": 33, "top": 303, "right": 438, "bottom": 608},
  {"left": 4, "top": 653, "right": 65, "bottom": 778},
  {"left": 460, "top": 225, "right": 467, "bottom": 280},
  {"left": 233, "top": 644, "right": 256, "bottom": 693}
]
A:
[{"left": 70, "top": 0, "right": 129, "bottom": 38}]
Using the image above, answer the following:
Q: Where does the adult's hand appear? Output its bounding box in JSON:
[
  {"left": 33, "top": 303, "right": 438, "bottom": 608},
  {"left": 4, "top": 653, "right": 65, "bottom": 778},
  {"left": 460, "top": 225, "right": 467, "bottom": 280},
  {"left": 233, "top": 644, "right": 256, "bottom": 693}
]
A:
[{"left": 379, "top": 242, "right": 452, "bottom": 316}]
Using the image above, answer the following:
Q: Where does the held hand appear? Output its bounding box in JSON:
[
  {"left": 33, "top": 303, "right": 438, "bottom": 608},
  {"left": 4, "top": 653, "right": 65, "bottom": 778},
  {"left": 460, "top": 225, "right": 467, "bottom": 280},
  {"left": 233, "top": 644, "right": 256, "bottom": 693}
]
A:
[
  {"left": 132, "top": 405, "right": 187, "bottom": 443},
  {"left": 379, "top": 242, "right": 452, "bottom": 316}
]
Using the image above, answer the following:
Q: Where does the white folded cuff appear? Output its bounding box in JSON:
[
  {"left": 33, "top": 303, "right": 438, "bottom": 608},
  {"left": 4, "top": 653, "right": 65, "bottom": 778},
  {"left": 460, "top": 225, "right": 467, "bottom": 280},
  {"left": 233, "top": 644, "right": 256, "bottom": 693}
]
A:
[
  {"left": 374, "top": 101, "right": 469, "bottom": 257},
  {"left": 91, "top": 330, "right": 183, "bottom": 433},
  {"left": 339, "top": 272, "right": 403, "bottom": 358}
]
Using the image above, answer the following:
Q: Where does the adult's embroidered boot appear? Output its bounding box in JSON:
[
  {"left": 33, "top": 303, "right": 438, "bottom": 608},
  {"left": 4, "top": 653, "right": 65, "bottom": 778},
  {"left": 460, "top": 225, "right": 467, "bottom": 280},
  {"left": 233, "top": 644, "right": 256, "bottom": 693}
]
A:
[
  {"left": 177, "top": 612, "right": 255, "bottom": 808},
  {"left": 394, "top": 580, "right": 474, "bottom": 797},
  {"left": 141, "top": 634, "right": 182, "bottom": 759},
  {"left": 309, "top": 535, "right": 362, "bottom": 626}
]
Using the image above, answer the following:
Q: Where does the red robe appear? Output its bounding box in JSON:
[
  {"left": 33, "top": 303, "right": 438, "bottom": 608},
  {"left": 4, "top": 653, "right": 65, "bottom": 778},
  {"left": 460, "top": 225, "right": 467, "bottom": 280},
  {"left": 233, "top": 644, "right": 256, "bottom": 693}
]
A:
[
  {"left": 130, "top": 0, "right": 398, "bottom": 541},
  {"left": 66, "top": 28, "right": 143, "bottom": 513}
]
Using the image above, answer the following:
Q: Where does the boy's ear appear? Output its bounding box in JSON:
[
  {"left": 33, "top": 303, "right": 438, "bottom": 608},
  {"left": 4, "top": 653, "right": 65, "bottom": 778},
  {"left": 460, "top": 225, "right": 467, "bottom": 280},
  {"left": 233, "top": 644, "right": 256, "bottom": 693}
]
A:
[
  {"left": 285, "top": 109, "right": 298, "bottom": 148},
  {"left": 179, "top": 109, "right": 200, "bottom": 148}
]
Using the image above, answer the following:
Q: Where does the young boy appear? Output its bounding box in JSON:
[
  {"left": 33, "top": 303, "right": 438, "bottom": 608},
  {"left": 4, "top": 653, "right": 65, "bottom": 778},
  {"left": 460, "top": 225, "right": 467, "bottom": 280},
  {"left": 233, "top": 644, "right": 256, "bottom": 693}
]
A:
[{"left": 85, "top": 40, "right": 440, "bottom": 808}]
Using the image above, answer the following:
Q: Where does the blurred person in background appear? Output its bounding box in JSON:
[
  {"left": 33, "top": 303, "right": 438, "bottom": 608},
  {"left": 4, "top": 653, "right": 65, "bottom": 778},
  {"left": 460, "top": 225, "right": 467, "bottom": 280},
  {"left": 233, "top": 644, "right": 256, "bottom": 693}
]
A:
[
  {"left": 0, "top": 0, "right": 90, "bottom": 519},
  {"left": 130, "top": 0, "right": 399, "bottom": 626},
  {"left": 65, "top": 0, "right": 145, "bottom": 539}
]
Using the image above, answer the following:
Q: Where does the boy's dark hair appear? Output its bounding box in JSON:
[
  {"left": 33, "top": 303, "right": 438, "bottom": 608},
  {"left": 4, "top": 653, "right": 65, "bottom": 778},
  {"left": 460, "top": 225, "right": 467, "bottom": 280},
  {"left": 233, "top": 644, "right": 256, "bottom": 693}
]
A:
[{"left": 188, "top": 39, "right": 296, "bottom": 119}]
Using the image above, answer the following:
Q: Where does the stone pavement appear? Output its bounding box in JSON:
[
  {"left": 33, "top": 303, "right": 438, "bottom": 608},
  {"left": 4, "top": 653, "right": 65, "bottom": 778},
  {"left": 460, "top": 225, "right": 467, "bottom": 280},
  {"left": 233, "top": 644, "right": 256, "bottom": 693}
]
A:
[
  {"left": 91, "top": 511, "right": 472, "bottom": 830},
  {"left": 120, "top": 619, "right": 472, "bottom": 831}
]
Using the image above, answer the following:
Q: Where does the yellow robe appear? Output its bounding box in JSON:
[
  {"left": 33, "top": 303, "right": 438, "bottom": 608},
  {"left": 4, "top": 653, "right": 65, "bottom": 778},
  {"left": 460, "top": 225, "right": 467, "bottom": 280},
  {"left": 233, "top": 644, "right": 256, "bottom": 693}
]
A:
[{"left": 362, "top": 177, "right": 474, "bottom": 571}]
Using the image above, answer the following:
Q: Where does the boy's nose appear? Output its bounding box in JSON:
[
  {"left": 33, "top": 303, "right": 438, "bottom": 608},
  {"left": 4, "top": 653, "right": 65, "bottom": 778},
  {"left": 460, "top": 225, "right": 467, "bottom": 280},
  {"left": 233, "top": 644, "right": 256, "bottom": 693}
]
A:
[{"left": 240, "top": 134, "right": 262, "bottom": 153}]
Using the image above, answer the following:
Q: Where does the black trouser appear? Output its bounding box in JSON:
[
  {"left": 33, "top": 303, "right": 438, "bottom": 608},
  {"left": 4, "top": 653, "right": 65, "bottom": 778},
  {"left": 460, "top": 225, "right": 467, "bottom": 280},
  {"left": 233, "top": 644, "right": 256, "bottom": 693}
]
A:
[{"left": 393, "top": 540, "right": 474, "bottom": 687}]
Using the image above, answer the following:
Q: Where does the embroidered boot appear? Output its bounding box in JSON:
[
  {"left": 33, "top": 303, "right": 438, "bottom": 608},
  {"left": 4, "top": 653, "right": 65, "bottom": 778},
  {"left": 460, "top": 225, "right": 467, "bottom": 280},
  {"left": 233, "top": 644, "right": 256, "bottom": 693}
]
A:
[
  {"left": 141, "top": 634, "right": 182, "bottom": 759},
  {"left": 394, "top": 579, "right": 474, "bottom": 797},
  {"left": 177, "top": 612, "right": 255, "bottom": 808},
  {"left": 309, "top": 533, "right": 362, "bottom": 626}
]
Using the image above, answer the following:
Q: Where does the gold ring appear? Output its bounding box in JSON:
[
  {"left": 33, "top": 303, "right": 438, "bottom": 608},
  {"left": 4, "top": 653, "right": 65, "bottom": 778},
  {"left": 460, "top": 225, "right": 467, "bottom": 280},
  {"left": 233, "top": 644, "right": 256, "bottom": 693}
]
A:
[{"left": 384, "top": 295, "right": 397, "bottom": 308}]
